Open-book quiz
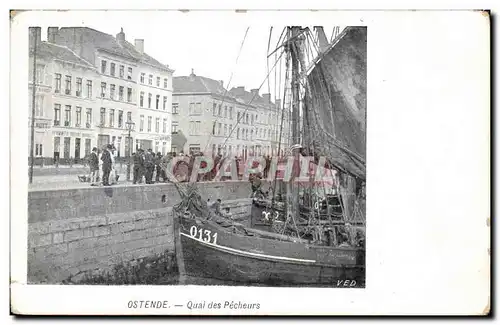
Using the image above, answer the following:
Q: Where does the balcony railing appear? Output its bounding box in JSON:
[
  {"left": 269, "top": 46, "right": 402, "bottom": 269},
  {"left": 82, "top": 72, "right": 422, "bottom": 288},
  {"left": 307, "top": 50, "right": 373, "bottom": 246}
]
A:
[
  {"left": 64, "top": 121, "right": 70, "bottom": 127},
  {"left": 65, "top": 89, "right": 71, "bottom": 95},
  {"left": 53, "top": 120, "right": 60, "bottom": 126}
]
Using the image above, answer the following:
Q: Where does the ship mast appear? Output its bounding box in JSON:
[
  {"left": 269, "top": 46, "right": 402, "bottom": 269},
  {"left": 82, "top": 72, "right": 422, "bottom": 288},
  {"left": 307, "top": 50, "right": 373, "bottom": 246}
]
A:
[{"left": 283, "top": 26, "right": 305, "bottom": 239}]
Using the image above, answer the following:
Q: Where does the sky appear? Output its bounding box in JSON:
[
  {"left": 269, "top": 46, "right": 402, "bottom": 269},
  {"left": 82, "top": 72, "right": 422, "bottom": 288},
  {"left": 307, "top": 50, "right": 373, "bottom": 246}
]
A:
[{"left": 25, "top": 10, "right": 339, "bottom": 101}]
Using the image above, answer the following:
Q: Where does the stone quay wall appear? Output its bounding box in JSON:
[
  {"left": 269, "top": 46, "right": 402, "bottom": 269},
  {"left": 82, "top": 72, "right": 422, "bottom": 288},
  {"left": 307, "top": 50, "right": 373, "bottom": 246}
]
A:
[{"left": 27, "top": 181, "right": 256, "bottom": 283}]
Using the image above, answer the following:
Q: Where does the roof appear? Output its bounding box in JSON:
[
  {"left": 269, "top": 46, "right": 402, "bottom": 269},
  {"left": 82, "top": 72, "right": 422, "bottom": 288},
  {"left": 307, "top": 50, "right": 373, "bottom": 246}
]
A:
[
  {"left": 228, "top": 87, "right": 274, "bottom": 108},
  {"left": 56, "top": 27, "right": 173, "bottom": 72},
  {"left": 31, "top": 41, "right": 95, "bottom": 69},
  {"left": 173, "top": 75, "right": 228, "bottom": 95}
]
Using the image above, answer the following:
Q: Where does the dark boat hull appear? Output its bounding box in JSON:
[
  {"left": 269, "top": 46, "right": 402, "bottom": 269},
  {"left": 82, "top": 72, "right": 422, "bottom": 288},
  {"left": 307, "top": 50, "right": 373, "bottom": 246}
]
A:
[{"left": 174, "top": 214, "right": 365, "bottom": 287}]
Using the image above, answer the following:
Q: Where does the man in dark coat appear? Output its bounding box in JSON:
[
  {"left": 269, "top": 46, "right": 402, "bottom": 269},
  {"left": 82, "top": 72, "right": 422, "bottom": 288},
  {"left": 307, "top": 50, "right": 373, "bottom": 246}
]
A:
[
  {"left": 132, "top": 150, "right": 144, "bottom": 184},
  {"left": 144, "top": 148, "right": 154, "bottom": 184},
  {"left": 89, "top": 147, "right": 99, "bottom": 184},
  {"left": 155, "top": 152, "right": 163, "bottom": 182},
  {"left": 101, "top": 144, "right": 113, "bottom": 186}
]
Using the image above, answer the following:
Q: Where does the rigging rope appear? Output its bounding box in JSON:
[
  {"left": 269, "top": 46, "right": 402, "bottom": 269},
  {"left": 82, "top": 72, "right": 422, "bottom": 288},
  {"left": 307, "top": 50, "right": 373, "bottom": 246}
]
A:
[{"left": 203, "top": 27, "right": 250, "bottom": 153}]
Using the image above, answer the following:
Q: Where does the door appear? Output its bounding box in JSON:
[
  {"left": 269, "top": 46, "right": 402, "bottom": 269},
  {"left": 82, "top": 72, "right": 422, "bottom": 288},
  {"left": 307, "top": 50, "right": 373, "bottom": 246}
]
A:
[
  {"left": 53, "top": 137, "right": 60, "bottom": 161},
  {"left": 85, "top": 139, "right": 91, "bottom": 156},
  {"left": 75, "top": 138, "right": 81, "bottom": 160},
  {"left": 63, "top": 137, "right": 70, "bottom": 159}
]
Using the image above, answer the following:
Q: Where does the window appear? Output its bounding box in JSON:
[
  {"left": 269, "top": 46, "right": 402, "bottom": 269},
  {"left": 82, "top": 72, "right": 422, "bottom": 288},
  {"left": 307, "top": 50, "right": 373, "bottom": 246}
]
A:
[
  {"left": 118, "top": 110, "right": 123, "bottom": 128},
  {"left": 229, "top": 124, "right": 232, "bottom": 137},
  {"left": 189, "top": 121, "right": 196, "bottom": 136},
  {"left": 156, "top": 76, "right": 160, "bottom": 87},
  {"left": 218, "top": 104, "right": 222, "bottom": 116},
  {"left": 100, "top": 108, "right": 106, "bottom": 126},
  {"left": 127, "top": 112, "right": 132, "bottom": 122},
  {"left": 110, "top": 84, "right": 115, "bottom": 100},
  {"left": 76, "top": 78, "right": 82, "bottom": 96},
  {"left": 54, "top": 104, "right": 61, "bottom": 126},
  {"left": 229, "top": 107, "right": 233, "bottom": 119},
  {"left": 109, "top": 109, "right": 115, "bottom": 127},
  {"left": 140, "top": 92, "right": 144, "bottom": 107},
  {"left": 212, "top": 122, "right": 216, "bottom": 135},
  {"left": 101, "top": 82, "right": 106, "bottom": 98},
  {"left": 163, "top": 78, "right": 168, "bottom": 88},
  {"left": 148, "top": 93, "right": 152, "bottom": 108},
  {"left": 237, "top": 128, "right": 240, "bottom": 139},
  {"left": 127, "top": 67, "right": 132, "bottom": 80},
  {"left": 223, "top": 124, "right": 227, "bottom": 136},
  {"left": 212, "top": 103, "right": 217, "bottom": 116},
  {"left": 148, "top": 74, "right": 153, "bottom": 85},
  {"left": 64, "top": 105, "right": 71, "bottom": 126},
  {"left": 140, "top": 73, "right": 145, "bottom": 83},
  {"left": 246, "top": 113, "right": 249, "bottom": 124},
  {"left": 35, "top": 144, "right": 43, "bottom": 157},
  {"left": 76, "top": 107, "right": 82, "bottom": 126},
  {"left": 155, "top": 118, "right": 160, "bottom": 133},
  {"left": 140, "top": 115, "right": 144, "bottom": 132},
  {"left": 119, "top": 65, "right": 124, "bottom": 78},
  {"left": 86, "top": 80, "right": 92, "bottom": 98},
  {"left": 34, "top": 64, "right": 45, "bottom": 85},
  {"left": 127, "top": 88, "right": 132, "bottom": 102},
  {"left": 110, "top": 63, "right": 116, "bottom": 76},
  {"left": 172, "top": 103, "right": 179, "bottom": 114},
  {"left": 55, "top": 74, "right": 61, "bottom": 93},
  {"left": 237, "top": 111, "right": 241, "bottom": 122},
  {"left": 119, "top": 86, "right": 124, "bottom": 101},
  {"left": 147, "top": 116, "right": 152, "bottom": 132},
  {"left": 251, "top": 114, "right": 254, "bottom": 125},
  {"left": 172, "top": 122, "right": 178, "bottom": 134},
  {"left": 190, "top": 103, "right": 202, "bottom": 115},
  {"left": 156, "top": 95, "right": 160, "bottom": 109},
  {"left": 163, "top": 96, "right": 167, "bottom": 110},
  {"left": 224, "top": 106, "right": 227, "bottom": 118},
  {"left": 101, "top": 60, "right": 107, "bottom": 74},
  {"left": 163, "top": 118, "right": 167, "bottom": 133},
  {"left": 251, "top": 129, "right": 253, "bottom": 140},
  {"left": 86, "top": 108, "right": 92, "bottom": 127},
  {"left": 64, "top": 75, "right": 72, "bottom": 95},
  {"left": 218, "top": 123, "right": 221, "bottom": 135}
]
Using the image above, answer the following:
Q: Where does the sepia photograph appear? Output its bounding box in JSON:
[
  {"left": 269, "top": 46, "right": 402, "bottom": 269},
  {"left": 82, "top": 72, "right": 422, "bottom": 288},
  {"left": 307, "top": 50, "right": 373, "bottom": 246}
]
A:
[{"left": 9, "top": 8, "right": 489, "bottom": 316}]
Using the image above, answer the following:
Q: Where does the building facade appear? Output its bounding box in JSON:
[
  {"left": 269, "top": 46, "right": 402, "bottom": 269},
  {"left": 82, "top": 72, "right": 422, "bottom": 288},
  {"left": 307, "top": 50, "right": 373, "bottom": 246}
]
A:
[
  {"left": 28, "top": 27, "right": 101, "bottom": 164},
  {"left": 172, "top": 71, "right": 290, "bottom": 159},
  {"left": 28, "top": 26, "right": 173, "bottom": 163}
]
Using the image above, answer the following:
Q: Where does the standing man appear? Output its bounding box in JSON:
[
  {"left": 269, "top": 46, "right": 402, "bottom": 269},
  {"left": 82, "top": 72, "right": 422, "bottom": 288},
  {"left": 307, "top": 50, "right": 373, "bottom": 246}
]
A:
[
  {"left": 144, "top": 148, "right": 154, "bottom": 184},
  {"left": 89, "top": 147, "right": 99, "bottom": 185},
  {"left": 155, "top": 152, "right": 163, "bottom": 183},
  {"left": 132, "top": 151, "right": 141, "bottom": 184},
  {"left": 101, "top": 144, "right": 113, "bottom": 186}
]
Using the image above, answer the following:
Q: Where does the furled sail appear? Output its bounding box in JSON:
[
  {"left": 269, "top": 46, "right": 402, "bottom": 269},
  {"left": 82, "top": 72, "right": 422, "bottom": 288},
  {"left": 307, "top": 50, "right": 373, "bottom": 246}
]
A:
[{"left": 303, "top": 27, "right": 367, "bottom": 181}]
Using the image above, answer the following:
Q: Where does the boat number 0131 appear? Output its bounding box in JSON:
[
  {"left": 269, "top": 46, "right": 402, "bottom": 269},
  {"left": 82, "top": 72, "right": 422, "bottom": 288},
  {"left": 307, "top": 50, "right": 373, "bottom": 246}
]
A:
[{"left": 190, "top": 225, "right": 218, "bottom": 245}]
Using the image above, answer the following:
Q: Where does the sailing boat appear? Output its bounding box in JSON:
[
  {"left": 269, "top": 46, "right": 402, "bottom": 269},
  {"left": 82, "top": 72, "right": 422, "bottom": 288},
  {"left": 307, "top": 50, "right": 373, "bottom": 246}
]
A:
[{"left": 171, "top": 26, "right": 366, "bottom": 286}]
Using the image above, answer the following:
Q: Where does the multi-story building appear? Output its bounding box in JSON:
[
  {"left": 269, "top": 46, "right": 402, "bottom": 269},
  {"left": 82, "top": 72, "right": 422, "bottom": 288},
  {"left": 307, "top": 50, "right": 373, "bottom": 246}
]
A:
[
  {"left": 229, "top": 86, "right": 290, "bottom": 156},
  {"left": 134, "top": 38, "right": 174, "bottom": 155},
  {"left": 172, "top": 71, "right": 258, "bottom": 158},
  {"left": 50, "top": 27, "right": 173, "bottom": 158},
  {"left": 172, "top": 71, "right": 290, "bottom": 159},
  {"left": 28, "top": 27, "right": 101, "bottom": 164}
]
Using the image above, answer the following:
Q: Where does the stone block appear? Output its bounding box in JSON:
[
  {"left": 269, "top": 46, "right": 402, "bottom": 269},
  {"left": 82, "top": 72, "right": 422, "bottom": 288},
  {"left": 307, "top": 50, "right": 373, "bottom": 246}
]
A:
[
  {"left": 110, "top": 222, "right": 135, "bottom": 234},
  {"left": 52, "top": 232, "right": 64, "bottom": 244},
  {"left": 92, "top": 225, "right": 111, "bottom": 237},
  {"left": 34, "top": 243, "right": 68, "bottom": 257},
  {"left": 64, "top": 229, "right": 93, "bottom": 242},
  {"left": 28, "top": 233, "right": 52, "bottom": 248}
]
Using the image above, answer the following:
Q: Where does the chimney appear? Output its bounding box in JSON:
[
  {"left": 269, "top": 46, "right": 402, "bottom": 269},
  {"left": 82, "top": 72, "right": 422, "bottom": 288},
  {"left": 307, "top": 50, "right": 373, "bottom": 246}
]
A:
[
  {"left": 232, "top": 86, "right": 245, "bottom": 96},
  {"left": 219, "top": 80, "right": 224, "bottom": 88},
  {"left": 250, "top": 88, "right": 259, "bottom": 97},
  {"left": 262, "top": 93, "right": 271, "bottom": 103},
  {"left": 189, "top": 68, "right": 196, "bottom": 81},
  {"left": 275, "top": 99, "right": 282, "bottom": 109},
  {"left": 116, "top": 27, "right": 125, "bottom": 43},
  {"left": 47, "top": 27, "right": 58, "bottom": 43},
  {"left": 134, "top": 39, "right": 144, "bottom": 54},
  {"left": 29, "top": 27, "right": 41, "bottom": 50}
]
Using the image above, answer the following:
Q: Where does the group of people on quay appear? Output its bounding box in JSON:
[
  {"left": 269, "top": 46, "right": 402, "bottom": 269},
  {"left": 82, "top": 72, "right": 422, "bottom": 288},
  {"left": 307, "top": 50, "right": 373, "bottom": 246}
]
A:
[{"left": 84, "top": 145, "right": 278, "bottom": 187}]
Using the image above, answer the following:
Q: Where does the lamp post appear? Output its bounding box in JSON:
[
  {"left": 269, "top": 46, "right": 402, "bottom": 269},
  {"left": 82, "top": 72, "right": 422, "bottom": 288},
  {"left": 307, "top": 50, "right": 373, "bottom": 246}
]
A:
[{"left": 125, "top": 120, "right": 135, "bottom": 181}]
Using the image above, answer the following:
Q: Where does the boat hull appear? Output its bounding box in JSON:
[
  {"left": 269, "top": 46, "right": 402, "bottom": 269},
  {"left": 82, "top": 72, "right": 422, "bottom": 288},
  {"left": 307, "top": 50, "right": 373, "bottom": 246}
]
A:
[{"left": 174, "top": 214, "right": 365, "bottom": 287}]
